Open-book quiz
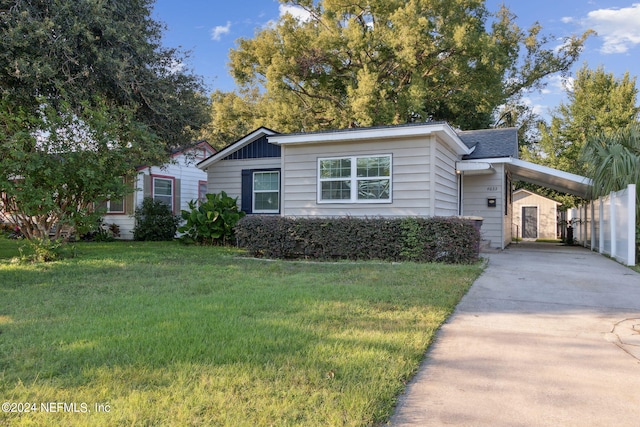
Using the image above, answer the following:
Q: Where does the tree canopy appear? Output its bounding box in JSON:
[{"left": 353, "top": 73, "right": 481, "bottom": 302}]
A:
[
  {"left": 532, "top": 65, "right": 639, "bottom": 176},
  {"left": 0, "top": 0, "right": 210, "bottom": 240},
  {"left": 201, "top": 0, "right": 590, "bottom": 147}
]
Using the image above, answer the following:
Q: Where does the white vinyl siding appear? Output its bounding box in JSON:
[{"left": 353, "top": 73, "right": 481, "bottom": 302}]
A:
[{"left": 107, "top": 149, "right": 210, "bottom": 239}]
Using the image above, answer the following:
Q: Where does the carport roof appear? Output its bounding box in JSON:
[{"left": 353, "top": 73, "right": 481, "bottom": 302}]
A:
[{"left": 460, "top": 157, "right": 593, "bottom": 198}]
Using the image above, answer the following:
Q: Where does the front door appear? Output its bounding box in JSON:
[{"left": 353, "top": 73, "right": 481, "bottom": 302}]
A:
[{"left": 522, "top": 206, "right": 538, "bottom": 239}]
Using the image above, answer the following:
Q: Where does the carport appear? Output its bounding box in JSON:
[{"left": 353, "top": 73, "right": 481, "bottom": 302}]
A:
[
  {"left": 505, "top": 158, "right": 592, "bottom": 198},
  {"left": 458, "top": 156, "right": 636, "bottom": 266},
  {"left": 457, "top": 156, "right": 593, "bottom": 250}
]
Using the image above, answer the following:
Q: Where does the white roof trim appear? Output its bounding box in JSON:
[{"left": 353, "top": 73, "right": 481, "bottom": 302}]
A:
[
  {"left": 268, "top": 123, "right": 471, "bottom": 156},
  {"left": 459, "top": 157, "right": 593, "bottom": 197},
  {"left": 197, "top": 127, "right": 277, "bottom": 170},
  {"left": 456, "top": 161, "right": 495, "bottom": 175}
]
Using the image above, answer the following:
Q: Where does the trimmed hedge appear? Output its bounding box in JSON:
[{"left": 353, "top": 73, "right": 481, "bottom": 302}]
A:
[{"left": 234, "top": 216, "right": 481, "bottom": 264}]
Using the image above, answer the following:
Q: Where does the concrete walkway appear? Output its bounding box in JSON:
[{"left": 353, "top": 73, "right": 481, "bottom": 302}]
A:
[{"left": 390, "top": 243, "right": 640, "bottom": 427}]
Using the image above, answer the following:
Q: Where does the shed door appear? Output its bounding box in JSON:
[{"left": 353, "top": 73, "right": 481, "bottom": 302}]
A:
[{"left": 522, "top": 206, "right": 538, "bottom": 239}]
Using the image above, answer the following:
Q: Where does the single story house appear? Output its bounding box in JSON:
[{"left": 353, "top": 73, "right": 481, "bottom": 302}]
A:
[
  {"left": 105, "top": 140, "right": 215, "bottom": 238},
  {"left": 197, "top": 123, "right": 592, "bottom": 250},
  {"left": 512, "top": 189, "right": 562, "bottom": 240}
]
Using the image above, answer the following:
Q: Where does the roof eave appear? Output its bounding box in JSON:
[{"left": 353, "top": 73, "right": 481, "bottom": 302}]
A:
[
  {"left": 460, "top": 157, "right": 593, "bottom": 198},
  {"left": 268, "top": 123, "right": 471, "bottom": 156},
  {"left": 197, "top": 127, "right": 278, "bottom": 170}
]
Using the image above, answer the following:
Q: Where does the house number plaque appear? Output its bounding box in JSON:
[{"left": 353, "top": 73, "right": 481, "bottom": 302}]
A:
[{"left": 486, "top": 186, "right": 498, "bottom": 192}]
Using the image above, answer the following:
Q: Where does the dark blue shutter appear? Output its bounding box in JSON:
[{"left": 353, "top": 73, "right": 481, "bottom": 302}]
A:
[{"left": 241, "top": 169, "right": 252, "bottom": 214}]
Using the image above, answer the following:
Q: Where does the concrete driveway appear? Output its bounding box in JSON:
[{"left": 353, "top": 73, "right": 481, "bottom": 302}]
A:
[{"left": 390, "top": 243, "right": 640, "bottom": 427}]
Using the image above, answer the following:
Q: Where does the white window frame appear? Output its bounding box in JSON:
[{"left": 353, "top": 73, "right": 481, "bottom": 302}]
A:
[
  {"left": 152, "top": 176, "right": 174, "bottom": 212},
  {"left": 317, "top": 154, "right": 392, "bottom": 204},
  {"left": 105, "top": 198, "right": 125, "bottom": 214},
  {"left": 252, "top": 171, "right": 280, "bottom": 214},
  {"left": 198, "top": 180, "right": 208, "bottom": 203},
  {"left": 102, "top": 177, "right": 125, "bottom": 214}
]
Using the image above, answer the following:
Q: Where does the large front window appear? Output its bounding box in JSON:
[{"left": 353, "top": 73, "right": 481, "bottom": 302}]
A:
[
  {"left": 253, "top": 171, "right": 280, "bottom": 213},
  {"left": 319, "top": 155, "right": 391, "bottom": 203}
]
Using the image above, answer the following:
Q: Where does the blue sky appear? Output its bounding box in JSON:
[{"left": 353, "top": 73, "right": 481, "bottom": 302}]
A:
[{"left": 152, "top": 0, "right": 640, "bottom": 121}]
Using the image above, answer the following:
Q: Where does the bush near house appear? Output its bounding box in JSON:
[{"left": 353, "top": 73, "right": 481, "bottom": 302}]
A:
[
  {"left": 178, "top": 191, "right": 245, "bottom": 245},
  {"left": 235, "top": 216, "right": 480, "bottom": 264},
  {"left": 133, "top": 197, "right": 180, "bottom": 241}
]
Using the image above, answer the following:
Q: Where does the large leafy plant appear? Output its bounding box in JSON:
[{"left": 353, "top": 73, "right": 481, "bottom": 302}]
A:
[{"left": 178, "top": 191, "right": 245, "bottom": 245}]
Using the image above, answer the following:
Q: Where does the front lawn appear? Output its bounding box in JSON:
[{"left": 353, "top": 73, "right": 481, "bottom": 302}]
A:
[{"left": 0, "top": 239, "right": 483, "bottom": 426}]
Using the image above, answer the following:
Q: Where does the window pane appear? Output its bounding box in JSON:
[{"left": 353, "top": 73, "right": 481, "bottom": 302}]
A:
[
  {"left": 358, "top": 179, "right": 390, "bottom": 200},
  {"left": 320, "top": 158, "right": 351, "bottom": 178},
  {"left": 321, "top": 180, "right": 351, "bottom": 200},
  {"left": 254, "top": 172, "right": 279, "bottom": 191},
  {"left": 253, "top": 171, "right": 279, "bottom": 212},
  {"left": 254, "top": 192, "right": 279, "bottom": 211},
  {"left": 153, "top": 178, "right": 173, "bottom": 208},
  {"left": 199, "top": 182, "right": 207, "bottom": 201},
  {"left": 155, "top": 195, "right": 172, "bottom": 207},
  {"left": 109, "top": 198, "right": 124, "bottom": 212},
  {"left": 154, "top": 179, "right": 172, "bottom": 196},
  {"left": 357, "top": 156, "right": 390, "bottom": 177}
]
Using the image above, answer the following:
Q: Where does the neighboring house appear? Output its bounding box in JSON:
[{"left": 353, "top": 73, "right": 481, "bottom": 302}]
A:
[
  {"left": 198, "top": 123, "right": 591, "bottom": 250},
  {"left": 105, "top": 140, "right": 215, "bottom": 239},
  {"left": 512, "top": 189, "right": 562, "bottom": 240}
]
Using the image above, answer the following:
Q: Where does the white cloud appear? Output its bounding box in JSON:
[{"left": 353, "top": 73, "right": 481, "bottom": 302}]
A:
[
  {"left": 584, "top": 3, "right": 640, "bottom": 54},
  {"left": 561, "top": 16, "right": 574, "bottom": 24},
  {"left": 521, "top": 96, "right": 547, "bottom": 117},
  {"left": 167, "top": 59, "right": 185, "bottom": 75},
  {"left": 211, "top": 21, "right": 231, "bottom": 41},
  {"left": 547, "top": 74, "right": 574, "bottom": 93},
  {"left": 279, "top": 4, "right": 312, "bottom": 22}
]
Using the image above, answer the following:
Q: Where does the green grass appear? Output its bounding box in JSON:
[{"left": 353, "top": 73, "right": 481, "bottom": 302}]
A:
[
  {"left": 535, "top": 239, "right": 563, "bottom": 243},
  {"left": 0, "top": 238, "right": 483, "bottom": 426}
]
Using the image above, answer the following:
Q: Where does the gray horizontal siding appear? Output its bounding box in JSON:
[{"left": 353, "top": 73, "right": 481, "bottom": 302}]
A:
[
  {"left": 207, "top": 158, "right": 281, "bottom": 208},
  {"left": 462, "top": 164, "right": 506, "bottom": 248},
  {"left": 281, "top": 138, "right": 434, "bottom": 217},
  {"left": 434, "top": 143, "right": 459, "bottom": 216}
]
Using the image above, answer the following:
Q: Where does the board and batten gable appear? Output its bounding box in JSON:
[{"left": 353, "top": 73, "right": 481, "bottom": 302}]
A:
[
  {"left": 197, "top": 128, "right": 281, "bottom": 214},
  {"left": 270, "top": 123, "right": 470, "bottom": 218}
]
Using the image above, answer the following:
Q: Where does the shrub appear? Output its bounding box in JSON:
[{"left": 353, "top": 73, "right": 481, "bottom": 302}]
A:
[
  {"left": 178, "top": 191, "right": 245, "bottom": 245},
  {"left": 18, "top": 238, "right": 67, "bottom": 263},
  {"left": 235, "top": 216, "right": 480, "bottom": 264},
  {"left": 133, "top": 197, "right": 180, "bottom": 241}
]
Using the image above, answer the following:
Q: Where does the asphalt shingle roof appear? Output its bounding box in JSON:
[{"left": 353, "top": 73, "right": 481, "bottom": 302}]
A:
[{"left": 457, "top": 128, "right": 519, "bottom": 160}]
